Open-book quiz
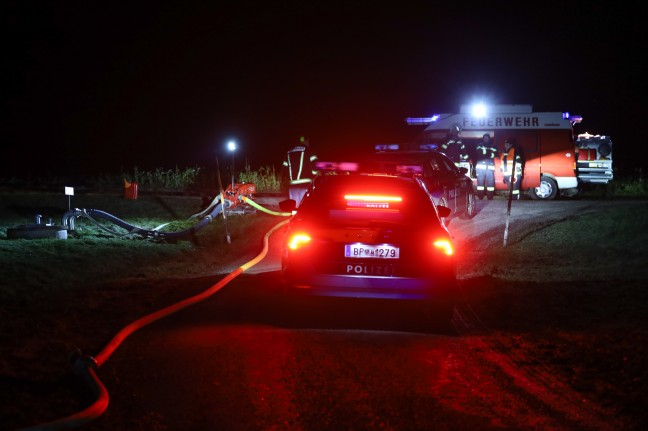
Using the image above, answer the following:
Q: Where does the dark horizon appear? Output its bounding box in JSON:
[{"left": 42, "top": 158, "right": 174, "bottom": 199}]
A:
[{"left": 2, "top": 2, "right": 646, "bottom": 180}]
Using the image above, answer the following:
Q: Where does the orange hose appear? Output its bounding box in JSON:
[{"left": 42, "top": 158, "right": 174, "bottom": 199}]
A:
[{"left": 18, "top": 219, "right": 289, "bottom": 431}]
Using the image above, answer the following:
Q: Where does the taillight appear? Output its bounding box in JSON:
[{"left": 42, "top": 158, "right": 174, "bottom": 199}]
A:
[
  {"left": 288, "top": 233, "right": 311, "bottom": 250},
  {"left": 433, "top": 239, "right": 454, "bottom": 256}
]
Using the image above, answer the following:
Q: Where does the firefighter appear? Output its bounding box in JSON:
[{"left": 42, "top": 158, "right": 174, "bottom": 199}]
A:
[
  {"left": 475, "top": 133, "right": 498, "bottom": 200},
  {"left": 440, "top": 123, "right": 469, "bottom": 168},
  {"left": 282, "top": 136, "right": 318, "bottom": 207},
  {"left": 501, "top": 138, "right": 524, "bottom": 200}
]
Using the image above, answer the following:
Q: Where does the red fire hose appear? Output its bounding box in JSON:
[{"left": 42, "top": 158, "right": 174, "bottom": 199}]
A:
[{"left": 18, "top": 219, "right": 289, "bottom": 431}]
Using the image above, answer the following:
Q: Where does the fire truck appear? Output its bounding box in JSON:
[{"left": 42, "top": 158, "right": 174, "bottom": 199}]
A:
[{"left": 407, "top": 104, "right": 613, "bottom": 200}]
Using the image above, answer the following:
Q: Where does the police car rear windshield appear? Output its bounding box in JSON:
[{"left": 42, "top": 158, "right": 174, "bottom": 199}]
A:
[{"left": 297, "top": 175, "right": 438, "bottom": 227}]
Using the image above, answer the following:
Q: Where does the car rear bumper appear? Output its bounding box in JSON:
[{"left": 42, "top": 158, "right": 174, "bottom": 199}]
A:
[{"left": 283, "top": 272, "right": 455, "bottom": 300}]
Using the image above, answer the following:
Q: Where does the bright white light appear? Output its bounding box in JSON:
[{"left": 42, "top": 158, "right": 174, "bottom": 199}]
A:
[
  {"left": 472, "top": 103, "right": 487, "bottom": 118},
  {"left": 227, "top": 140, "right": 237, "bottom": 152}
]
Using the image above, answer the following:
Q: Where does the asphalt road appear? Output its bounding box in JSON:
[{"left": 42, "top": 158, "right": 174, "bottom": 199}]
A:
[{"left": 82, "top": 198, "right": 627, "bottom": 431}]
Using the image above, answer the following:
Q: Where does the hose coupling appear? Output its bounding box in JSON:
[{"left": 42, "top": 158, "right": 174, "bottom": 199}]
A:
[{"left": 69, "top": 349, "right": 99, "bottom": 374}]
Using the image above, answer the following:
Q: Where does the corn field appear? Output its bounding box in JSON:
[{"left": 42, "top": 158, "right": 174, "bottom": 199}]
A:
[
  {"left": 125, "top": 166, "right": 201, "bottom": 192},
  {"left": 238, "top": 164, "right": 284, "bottom": 193}
]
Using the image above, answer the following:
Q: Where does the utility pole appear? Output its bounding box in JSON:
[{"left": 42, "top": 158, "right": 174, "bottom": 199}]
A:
[
  {"left": 503, "top": 152, "right": 517, "bottom": 247},
  {"left": 216, "top": 157, "right": 231, "bottom": 244}
]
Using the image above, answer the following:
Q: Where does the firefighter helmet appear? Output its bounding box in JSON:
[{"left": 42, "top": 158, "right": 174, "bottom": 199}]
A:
[{"left": 450, "top": 123, "right": 462, "bottom": 134}]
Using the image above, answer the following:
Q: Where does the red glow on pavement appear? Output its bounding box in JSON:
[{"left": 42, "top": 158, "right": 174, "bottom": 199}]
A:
[
  {"left": 135, "top": 316, "right": 619, "bottom": 430},
  {"left": 415, "top": 332, "right": 619, "bottom": 431},
  {"left": 167, "top": 326, "right": 301, "bottom": 427}
]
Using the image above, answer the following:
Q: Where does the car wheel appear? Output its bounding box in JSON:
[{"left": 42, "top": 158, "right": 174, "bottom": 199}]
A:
[
  {"left": 530, "top": 176, "right": 559, "bottom": 200},
  {"left": 459, "top": 188, "right": 476, "bottom": 220}
]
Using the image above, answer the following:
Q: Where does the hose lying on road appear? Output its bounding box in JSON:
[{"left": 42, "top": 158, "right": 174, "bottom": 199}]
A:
[{"left": 17, "top": 219, "right": 290, "bottom": 431}]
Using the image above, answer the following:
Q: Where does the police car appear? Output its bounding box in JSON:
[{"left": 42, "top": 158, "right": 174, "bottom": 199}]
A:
[
  {"left": 279, "top": 162, "right": 457, "bottom": 321},
  {"left": 363, "top": 145, "right": 476, "bottom": 221}
]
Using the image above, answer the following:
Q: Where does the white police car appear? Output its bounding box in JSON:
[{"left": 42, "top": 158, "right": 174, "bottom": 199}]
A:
[{"left": 279, "top": 162, "right": 457, "bottom": 321}]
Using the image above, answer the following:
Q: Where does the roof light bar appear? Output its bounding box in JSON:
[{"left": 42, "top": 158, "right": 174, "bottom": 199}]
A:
[
  {"left": 375, "top": 144, "right": 400, "bottom": 151},
  {"left": 406, "top": 115, "right": 440, "bottom": 125},
  {"left": 315, "top": 161, "right": 359, "bottom": 172},
  {"left": 419, "top": 144, "right": 438, "bottom": 151},
  {"left": 396, "top": 165, "right": 424, "bottom": 175},
  {"left": 569, "top": 115, "right": 583, "bottom": 124}
]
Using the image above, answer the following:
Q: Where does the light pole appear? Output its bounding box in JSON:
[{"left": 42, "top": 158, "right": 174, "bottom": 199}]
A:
[{"left": 227, "top": 140, "right": 237, "bottom": 188}]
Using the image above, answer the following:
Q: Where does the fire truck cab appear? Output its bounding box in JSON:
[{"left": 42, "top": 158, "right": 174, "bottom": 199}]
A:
[{"left": 407, "top": 104, "right": 613, "bottom": 200}]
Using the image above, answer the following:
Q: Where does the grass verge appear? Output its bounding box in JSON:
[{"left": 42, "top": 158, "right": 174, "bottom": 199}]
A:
[{"left": 1, "top": 191, "right": 289, "bottom": 429}]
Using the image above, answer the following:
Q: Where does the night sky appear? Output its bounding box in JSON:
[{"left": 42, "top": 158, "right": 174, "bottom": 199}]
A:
[{"left": 2, "top": 1, "right": 646, "bottom": 179}]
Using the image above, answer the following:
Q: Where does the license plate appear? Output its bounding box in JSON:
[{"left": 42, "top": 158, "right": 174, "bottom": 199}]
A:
[{"left": 344, "top": 244, "right": 399, "bottom": 259}]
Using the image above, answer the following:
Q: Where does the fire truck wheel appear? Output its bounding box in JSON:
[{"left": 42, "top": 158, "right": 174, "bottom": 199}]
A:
[
  {"left": 598, "top": 142, "right": 612, "bottom": 157},
  {"left": 530, "top": 176, "right": 558, "bottom": 200},
  {"left": 459, "top": 188, "right": 476, "bottom": 220}
]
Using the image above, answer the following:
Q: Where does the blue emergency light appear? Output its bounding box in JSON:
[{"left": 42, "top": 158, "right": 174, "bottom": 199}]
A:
[
  {"left": 396, "top": 165, "right": 424, "bottom": 175},
  {"left": 375, "top": 144, "right": 400, "bottom": 151},
  {"left": 314, "top": 161, "right": 360, "bottom": 172},
  {"left": 419, "top": 144, "right": 438, "bottom": 151},
  {"left": 406, "top": 115, "right": 439, "bottom": 125}
]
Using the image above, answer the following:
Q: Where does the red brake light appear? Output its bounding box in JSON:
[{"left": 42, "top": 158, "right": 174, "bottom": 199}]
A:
[
  {"left": 288, "top": 233, "right": 311, "bottom": 250},
  {"left": 433, "top": 239, "right": 454, "bottom": 256},
  {"left": 345, "top": 194, "right": 402, "bottom": 209}
]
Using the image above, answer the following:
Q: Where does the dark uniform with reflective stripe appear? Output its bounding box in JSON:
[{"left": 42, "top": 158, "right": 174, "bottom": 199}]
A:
[
  {"left": 283, "top": 138, "right": 318, "bottom": 207},
  {"left": 441, "top": 135, "right": 469, "bottom": 168},
  {"left": 441, "top": 125, "right": 469, "bottom": 169},
  {"left": 475, "top": 134, "right": 498, "bottom": 200},
  {"left": 501, "top": 140, "right": 524, "bottom": 199}
]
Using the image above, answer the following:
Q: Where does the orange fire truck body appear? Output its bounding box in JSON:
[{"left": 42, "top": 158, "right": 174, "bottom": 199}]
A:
[{"left": 407, "top": 104, "right": 613, "bottom": 199}]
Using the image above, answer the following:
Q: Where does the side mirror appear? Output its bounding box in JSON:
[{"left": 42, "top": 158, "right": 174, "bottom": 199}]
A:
[
  {"left": 458, "top": 167, "right": 469, "bottom": 175},
  {"left": 279, "top": 199, "right": 297, "bottom": 212},
  {"left": 437, "top": 205, "right": 451, "bottom": 219}
]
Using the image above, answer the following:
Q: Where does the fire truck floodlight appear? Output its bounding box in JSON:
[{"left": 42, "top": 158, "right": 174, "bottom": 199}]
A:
[{"left": 471, "top": 103, "right": 487, "bottom": 118}]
